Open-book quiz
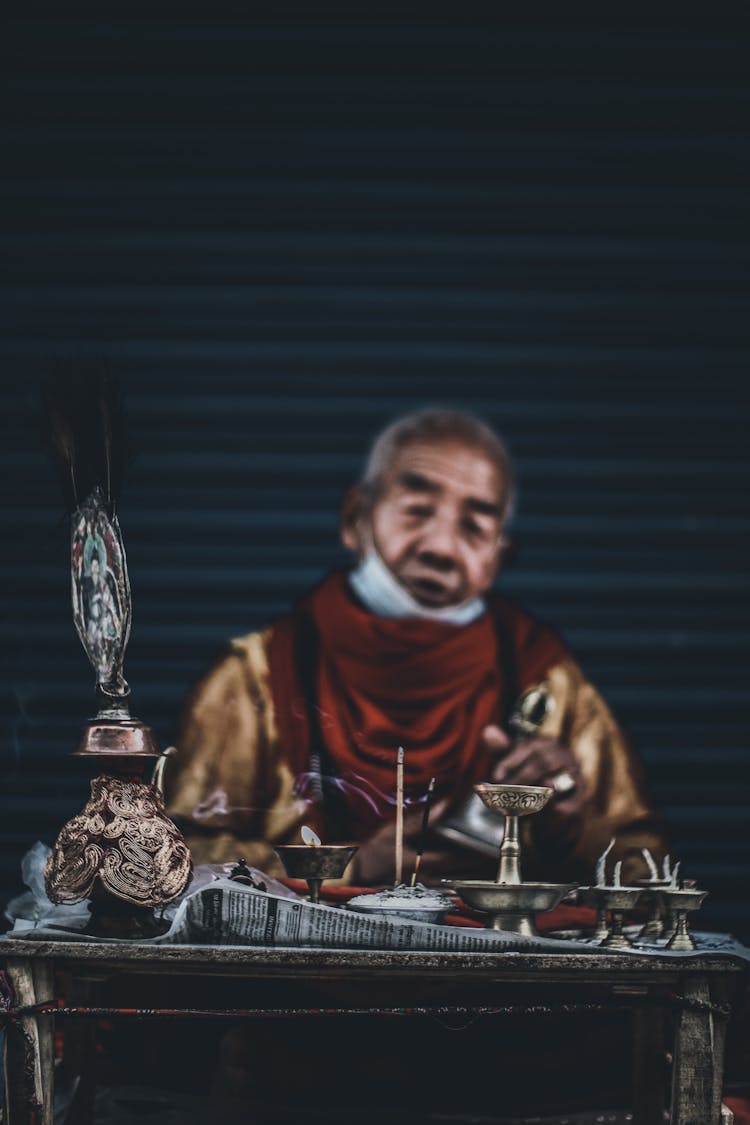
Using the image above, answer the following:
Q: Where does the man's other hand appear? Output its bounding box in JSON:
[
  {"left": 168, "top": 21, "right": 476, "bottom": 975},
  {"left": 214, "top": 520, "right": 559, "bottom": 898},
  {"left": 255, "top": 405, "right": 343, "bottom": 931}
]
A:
[{"left": 481, "top": 724, "right": 588, "bottom": 841}]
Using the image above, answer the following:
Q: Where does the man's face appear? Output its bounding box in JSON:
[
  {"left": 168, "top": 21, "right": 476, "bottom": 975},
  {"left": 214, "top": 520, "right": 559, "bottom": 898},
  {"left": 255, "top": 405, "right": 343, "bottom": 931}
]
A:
[{"left": 363, "top": 439, "right": 506, "bottom": 608}]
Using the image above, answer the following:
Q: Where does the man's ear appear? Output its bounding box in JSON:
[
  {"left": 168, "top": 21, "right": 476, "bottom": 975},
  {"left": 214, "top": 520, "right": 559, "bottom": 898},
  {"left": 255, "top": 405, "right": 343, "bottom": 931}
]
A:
[
  {"left": 340, "top": 484, "right": 366, "bottom": 555},
  {"left": 498, "top": 537, "right": 516, "bottom": 569},
  {"left": 482, "top": 536, "right": 513, "bottom": 591}
]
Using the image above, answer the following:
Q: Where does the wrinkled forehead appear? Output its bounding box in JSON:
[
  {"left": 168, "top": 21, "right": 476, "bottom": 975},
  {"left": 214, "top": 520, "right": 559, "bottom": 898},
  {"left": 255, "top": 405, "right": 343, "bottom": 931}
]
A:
[{"left": 379, "top": 439, "right": 506, "bottom": 510}]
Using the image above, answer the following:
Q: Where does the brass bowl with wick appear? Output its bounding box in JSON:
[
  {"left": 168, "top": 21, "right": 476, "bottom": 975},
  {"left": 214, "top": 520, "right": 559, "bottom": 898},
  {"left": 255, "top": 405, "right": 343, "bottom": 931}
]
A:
[{"left": 273, "top": 845, "right": 358, "bottom": 903}]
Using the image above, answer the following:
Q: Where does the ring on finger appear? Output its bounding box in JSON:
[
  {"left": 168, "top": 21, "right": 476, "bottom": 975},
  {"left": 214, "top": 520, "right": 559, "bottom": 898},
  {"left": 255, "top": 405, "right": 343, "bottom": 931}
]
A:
[{"left": 551, "top": 770, "right": 577, "bottom": 797}]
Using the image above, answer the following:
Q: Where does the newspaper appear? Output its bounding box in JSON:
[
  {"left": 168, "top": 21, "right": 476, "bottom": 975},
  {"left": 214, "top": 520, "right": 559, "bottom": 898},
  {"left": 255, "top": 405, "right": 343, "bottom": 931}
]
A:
[{"left": 154, "top": 879, "right": 596, "bottom": 952}]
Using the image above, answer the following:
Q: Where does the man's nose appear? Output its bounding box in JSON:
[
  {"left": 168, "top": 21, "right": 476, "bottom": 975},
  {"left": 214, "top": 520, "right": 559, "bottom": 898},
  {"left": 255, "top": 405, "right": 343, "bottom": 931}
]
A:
[
  {"left": 419, "top": 515, "right": 461, "bottom": 568},
  {"left": 418, "top": 550, "right": 457, "bottom": 573}
]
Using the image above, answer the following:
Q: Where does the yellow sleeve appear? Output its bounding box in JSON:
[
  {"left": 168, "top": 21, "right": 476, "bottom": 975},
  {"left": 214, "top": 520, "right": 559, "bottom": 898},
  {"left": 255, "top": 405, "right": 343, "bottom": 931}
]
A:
[
  {"left": 525, "top": 657, "right": 670, "bottom": 884},
  {"left": 164, "top": 628, "right": 304, "bottom": 873}
]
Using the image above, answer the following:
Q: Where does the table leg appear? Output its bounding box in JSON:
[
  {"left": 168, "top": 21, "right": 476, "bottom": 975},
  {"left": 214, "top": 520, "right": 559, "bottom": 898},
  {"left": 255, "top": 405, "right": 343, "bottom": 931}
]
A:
[
  {"left": 633, "top": 1003, "right": 668, "bottom": 1124},
  {"left": 3, "top": 956, "right": 54, "bottom": 1125},
  {"left": 709, "top": 978, "right": 733, "bottom": 1125},
  {"left": 60, "top": 977, "right": 97, "bottom": 1125},
  {"left": 670, "top": 974, "right": 721, "bottom": 1125}
]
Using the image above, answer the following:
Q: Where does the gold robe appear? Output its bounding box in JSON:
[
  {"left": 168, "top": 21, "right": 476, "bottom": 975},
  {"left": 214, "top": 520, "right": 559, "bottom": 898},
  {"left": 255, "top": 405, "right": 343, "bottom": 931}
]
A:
[{"left": 165, "top": 626, "right": 668, "bottom": 886}]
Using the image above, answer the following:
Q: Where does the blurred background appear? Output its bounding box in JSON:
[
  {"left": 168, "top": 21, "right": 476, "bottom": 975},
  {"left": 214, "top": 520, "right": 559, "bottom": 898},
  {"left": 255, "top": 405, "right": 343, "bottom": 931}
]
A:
[{"left": 1, "top": 17, "right": 748, "bottom": 937}]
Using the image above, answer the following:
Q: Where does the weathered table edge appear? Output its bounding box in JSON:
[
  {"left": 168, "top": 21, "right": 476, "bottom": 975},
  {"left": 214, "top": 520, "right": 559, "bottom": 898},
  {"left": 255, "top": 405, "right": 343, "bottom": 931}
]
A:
[{"left": 1, "top": 934, "right": 746, "bottom": 978}]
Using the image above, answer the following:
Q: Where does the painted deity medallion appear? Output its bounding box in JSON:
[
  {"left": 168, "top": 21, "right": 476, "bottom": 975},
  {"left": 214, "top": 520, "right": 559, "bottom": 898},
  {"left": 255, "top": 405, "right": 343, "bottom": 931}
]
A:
[{"left": 71, "top": 487, "right": 131, "bottom": 693}]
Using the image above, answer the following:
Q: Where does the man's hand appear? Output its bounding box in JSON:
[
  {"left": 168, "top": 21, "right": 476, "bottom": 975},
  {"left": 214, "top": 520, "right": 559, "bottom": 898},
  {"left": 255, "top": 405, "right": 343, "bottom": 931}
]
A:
[
  {"left": 481, "top": 724, "right": 588, "bottom": 843},
  {"left": 353, "top": 729, "right": 589, "bottom": 885}
]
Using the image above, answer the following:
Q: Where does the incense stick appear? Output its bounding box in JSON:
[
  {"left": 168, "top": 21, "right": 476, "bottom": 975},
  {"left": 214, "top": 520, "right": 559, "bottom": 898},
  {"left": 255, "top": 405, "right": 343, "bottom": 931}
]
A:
[
  {"left": 410, "top": 776, "right": 436, "bottom": 887},
  {"left": 395, "top": 746, "right": 405, "bottom": 886}
]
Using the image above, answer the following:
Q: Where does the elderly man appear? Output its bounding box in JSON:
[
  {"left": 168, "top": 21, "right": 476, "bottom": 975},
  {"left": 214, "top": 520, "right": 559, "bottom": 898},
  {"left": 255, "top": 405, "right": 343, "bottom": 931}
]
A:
[{"left": 166, "top": 408, "right": 667, "bottom": 885}]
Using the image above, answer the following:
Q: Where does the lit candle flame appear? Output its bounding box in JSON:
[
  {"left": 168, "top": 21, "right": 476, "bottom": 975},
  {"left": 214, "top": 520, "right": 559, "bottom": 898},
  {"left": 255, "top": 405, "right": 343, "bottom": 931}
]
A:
[{"left": 301, "top": 825, "right": 321, "bottom": 846}]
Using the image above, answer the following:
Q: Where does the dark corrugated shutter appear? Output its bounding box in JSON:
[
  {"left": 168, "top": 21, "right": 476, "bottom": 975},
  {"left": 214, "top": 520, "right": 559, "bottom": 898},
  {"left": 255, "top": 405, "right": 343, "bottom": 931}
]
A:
[{"left": 1, "top": 19, "right": 748, "bottom": 938}]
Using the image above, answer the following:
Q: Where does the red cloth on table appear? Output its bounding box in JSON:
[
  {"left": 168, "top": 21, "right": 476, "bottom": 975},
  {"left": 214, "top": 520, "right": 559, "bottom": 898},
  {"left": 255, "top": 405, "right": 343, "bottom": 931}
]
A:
[{"left": 725, "top": 1098, "right": 750, "bottom": 1124}]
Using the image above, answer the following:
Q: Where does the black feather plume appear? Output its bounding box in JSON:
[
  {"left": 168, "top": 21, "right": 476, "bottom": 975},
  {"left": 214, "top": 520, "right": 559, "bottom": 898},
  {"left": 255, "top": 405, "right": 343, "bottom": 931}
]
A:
[
  {"left": 42, "top": 365, "right": 131, "bottom": 516},
  {"left": 96, "top": 374, "right": 129, "bottom": 511},
  {"left": 46, "top": 402, "right": 78, "bottom": 512}
]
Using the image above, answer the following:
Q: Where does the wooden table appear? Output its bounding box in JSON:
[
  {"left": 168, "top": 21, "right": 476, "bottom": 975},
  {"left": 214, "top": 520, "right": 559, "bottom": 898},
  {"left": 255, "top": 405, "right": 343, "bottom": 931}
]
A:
[{"left": 1, "top": 936, "right": 744, "bottom": 1124}]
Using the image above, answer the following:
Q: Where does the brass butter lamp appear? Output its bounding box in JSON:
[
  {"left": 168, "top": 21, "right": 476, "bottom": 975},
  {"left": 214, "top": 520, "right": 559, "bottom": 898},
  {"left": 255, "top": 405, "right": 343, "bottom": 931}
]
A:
[{"left": 274, "top": 827, "right": 357, "bottom": 903}]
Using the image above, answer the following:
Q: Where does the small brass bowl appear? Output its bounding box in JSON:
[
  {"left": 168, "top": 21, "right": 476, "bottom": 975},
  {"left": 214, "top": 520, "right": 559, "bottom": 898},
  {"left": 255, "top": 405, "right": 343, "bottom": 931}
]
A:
[
  {"left": 273, "top": 844, "right": 357, "bottom": 881},
  {"left": 474, "top": 783, "right": 553, "bottom": 817},
  {"left": 444, "top": 879, "right": 576, "bottom": 935},
  {"left": 273, "top": 844, "right": 358, "bottom": 904}
]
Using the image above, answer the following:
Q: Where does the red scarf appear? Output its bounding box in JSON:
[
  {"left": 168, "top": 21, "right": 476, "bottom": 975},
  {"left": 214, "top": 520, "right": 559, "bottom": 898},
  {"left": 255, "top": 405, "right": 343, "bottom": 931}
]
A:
[{"left": 268, "top": 572, "right": 566, "bottom": 837}]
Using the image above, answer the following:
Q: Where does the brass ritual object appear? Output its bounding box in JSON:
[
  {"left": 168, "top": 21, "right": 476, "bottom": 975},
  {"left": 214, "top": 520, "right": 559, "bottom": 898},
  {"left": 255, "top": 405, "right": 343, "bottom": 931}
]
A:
[
  {"left": 436, "top": 685, "right": 555, "bottom": 857},
  {"left": 577, "top": 886, "right": 643, "bottom": 949},
  {"left": 577, "top": 886, "right": 611, "bottom": 943},
  {"left": 347, "top": 884, "right": 453, "bottom": 924},
  {"left": 446, "top": 784, "right": 575, "bottom": 936},
  {"left": 449, "top": 880, "right": 575, "bottom": 934},
  {"left": 273, "top": 845, "right": 358, "bottom": 904},
  {"left": 634, "top": 879, "right": 672, "bottom": 941},
  {"left": 577, "top": 846, "right": 706, "bottom": 949},
  {"left": 44, "top": 487, "right": 192, "bottom": 937},
  {"left": 476, "top": 783, "right": 552, "bottom": 884},
  {"left": 660, "top": 887, "right": 708, "bottom": 951}
]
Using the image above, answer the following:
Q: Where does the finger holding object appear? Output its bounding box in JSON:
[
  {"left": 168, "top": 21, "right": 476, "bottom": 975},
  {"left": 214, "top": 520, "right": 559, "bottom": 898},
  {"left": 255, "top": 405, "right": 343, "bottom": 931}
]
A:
[
  {"left": 481, "top": 724, "right": 512, "bottom": 752},
  {"left": 493, "top": 738, "right": 569, "bottom": 783}
]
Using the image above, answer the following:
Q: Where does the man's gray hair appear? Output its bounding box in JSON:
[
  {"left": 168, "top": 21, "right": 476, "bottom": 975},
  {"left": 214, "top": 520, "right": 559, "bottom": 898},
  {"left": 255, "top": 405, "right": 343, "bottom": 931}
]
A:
[{"left": 361, "top": 407, "right": 515, "bottom": 525}]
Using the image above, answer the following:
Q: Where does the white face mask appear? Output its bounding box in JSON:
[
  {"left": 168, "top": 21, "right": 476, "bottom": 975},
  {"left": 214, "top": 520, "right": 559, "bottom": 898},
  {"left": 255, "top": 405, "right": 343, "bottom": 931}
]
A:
[{"left": 348, "top": 544, "right": 486, "bottom": 626}]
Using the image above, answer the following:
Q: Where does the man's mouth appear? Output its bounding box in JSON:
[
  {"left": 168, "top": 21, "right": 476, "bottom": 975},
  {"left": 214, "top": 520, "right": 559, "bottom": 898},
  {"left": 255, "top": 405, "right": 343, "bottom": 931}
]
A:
[{"left": 404, "top": 575, "right": 460, "bottom": 608}]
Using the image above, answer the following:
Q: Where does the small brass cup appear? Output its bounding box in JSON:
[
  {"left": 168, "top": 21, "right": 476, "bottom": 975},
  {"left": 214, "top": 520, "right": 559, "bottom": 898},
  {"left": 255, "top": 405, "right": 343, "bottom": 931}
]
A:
[{"left": 273, "top": 844, "right": 358, "bottom": 903}]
